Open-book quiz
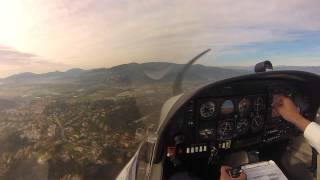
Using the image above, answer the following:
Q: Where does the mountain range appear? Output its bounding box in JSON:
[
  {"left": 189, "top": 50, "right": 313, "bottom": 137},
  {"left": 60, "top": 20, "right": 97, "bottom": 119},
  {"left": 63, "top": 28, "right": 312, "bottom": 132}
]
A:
[
  {"left": 1, "top": 62, "right": 320, "bottom": 85},
  {"left": 0, "top": 62, "right": 249, "bottom": 85},
  {"left": 225, "top": 65, "right": 320, "bottom": 74}
]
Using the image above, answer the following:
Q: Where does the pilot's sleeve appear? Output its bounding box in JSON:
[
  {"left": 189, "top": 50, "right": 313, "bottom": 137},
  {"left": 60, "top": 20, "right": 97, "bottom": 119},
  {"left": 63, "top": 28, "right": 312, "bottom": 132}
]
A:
[{"left": 304, "top": 122, "right": 320, "bottom": 153}]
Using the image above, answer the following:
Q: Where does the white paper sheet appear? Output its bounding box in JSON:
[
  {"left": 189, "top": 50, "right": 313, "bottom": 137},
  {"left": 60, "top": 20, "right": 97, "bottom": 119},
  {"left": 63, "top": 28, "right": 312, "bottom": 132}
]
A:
[{"left": 241, "top": 160, "right": 288, "bottom": 180}]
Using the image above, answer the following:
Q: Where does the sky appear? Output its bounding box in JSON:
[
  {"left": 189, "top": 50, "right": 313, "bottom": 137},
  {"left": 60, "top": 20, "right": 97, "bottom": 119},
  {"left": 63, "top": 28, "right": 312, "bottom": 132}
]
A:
[{"left": 0, "top": 0, "right": 319, "bottom": 77}]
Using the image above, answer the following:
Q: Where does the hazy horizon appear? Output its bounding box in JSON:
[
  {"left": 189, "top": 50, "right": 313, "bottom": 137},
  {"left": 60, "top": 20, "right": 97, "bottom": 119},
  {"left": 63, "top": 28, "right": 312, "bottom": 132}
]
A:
[{"left": 2, "top": 61, "right": 320, "bottom": 79}]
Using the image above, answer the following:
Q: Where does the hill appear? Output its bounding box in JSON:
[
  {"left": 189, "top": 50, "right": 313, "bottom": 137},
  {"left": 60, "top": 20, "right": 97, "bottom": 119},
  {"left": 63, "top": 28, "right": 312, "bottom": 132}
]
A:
[
  {"left": 224, "top": 65, "right": 320, "bottom": 75},
  {"left": 0, "top": 62, "right": 250, "bottom": 85},
  {"left": 274, "top": 66, "right": 320, "bottom": 74}
]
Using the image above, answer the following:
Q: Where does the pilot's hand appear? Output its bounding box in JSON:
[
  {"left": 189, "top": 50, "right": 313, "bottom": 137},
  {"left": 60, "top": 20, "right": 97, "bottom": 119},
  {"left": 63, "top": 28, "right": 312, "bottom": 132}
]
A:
[
  {"left": 272, "top": 95, "right": 310, "bottom": 131},
  {"left": 272, "top": 95, "right": 301, "bottom": 123},
  {"left": 219, "top": 166, "right": 246, "bottom": 180}
]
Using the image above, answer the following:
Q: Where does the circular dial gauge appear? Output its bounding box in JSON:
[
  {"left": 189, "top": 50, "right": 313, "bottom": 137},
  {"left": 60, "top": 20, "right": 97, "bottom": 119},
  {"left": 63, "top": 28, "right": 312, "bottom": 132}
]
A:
[
  {"left": 254, "top": 97, "right": 264, "bottom": 112},
  {"left": 236, "top": 118, "right": 249, "bottom": 135},
  {"left": 251, "top": 115, "right": 264, "bottom": 132},
  {"left": 221, "top": 100, "right": 234, "bottom": 114},
  {"left": 218, "top": 121, "right": 234, "bottom": 140},
  {"left": 200, "top": 101, "right": 216, "bottom": 118},
  {"left": 238, "top": 98, "right": 251, "bottom": 114}
]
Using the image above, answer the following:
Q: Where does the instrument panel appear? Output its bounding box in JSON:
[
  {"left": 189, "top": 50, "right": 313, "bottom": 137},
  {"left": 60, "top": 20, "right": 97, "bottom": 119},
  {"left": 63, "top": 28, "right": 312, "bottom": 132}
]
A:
[
  {"left": 164, "top": 77, "right": 314, "bottom": 165},
  {"left": 197, "top": 95, "right": 267, "bottom": 142},
  {"left": 180, "top": 88, "right": 310, "bottom": 152}
]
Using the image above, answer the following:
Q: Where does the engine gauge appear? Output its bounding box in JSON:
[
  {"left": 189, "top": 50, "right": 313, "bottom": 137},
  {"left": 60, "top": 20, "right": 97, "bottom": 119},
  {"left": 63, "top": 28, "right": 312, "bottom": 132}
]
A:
[
  {"left": 251, "top": 115, "right": 264, "bottom": 132},
  {"left": 236, "top": 118, "right": 249, "bottom": 135},
  {"left": 254, "top": 97, "right": 264, "bottom": 112},
  {"left": 218, "top": 121, "right": 234, "bottom": 140},
  {"left": 238, "top": 98, "right": 251, "bottom": 114},
  {"left": 200, "top": 101, "right": 216, "bottom": 118}
]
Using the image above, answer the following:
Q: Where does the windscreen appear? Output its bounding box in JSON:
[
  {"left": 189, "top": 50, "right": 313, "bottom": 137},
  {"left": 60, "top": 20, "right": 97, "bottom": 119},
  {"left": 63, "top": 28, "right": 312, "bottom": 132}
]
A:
[{"left": 0, "top": 0, "right": 319, "bottom": 179}]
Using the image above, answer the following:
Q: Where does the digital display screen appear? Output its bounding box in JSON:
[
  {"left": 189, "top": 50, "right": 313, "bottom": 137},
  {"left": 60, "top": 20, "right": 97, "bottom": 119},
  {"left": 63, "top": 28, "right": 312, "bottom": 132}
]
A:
[{"left": 221, "top": 100, "right": 234, "bottom": 114}]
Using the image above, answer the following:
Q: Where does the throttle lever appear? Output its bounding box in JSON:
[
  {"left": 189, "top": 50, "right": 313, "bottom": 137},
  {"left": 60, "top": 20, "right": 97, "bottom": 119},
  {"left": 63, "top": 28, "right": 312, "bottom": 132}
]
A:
[{"left": 208, "top": 146, "right": 218, "bottom": 165}]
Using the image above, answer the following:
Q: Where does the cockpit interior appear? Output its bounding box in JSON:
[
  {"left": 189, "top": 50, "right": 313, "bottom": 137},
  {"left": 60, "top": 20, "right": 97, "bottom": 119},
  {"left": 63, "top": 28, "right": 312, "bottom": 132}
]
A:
[{"left": 156, "top": 72, "right": 320, "bottom": 180}]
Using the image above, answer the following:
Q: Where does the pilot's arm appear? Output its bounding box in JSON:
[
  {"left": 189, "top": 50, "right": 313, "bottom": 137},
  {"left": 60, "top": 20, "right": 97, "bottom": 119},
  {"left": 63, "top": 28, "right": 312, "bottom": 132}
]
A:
[{"left": 273, "top": 95, "right": 320, "bottom": 153}]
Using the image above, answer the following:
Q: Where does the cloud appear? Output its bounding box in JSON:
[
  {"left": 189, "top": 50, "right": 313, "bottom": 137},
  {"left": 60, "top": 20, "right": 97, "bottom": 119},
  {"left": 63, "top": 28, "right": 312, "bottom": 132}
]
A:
[
  {"left": 0, "top": 45, "right": 39, "bottom": 65},
  {"left": 74, "top": 0, "right": 320, "bottom": 65},
  {"left": 0, "top": 0, "right": 319, "bottom": 71},
  {"left": 0, "top": 45, "right": 70, "bottom": 77}
]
